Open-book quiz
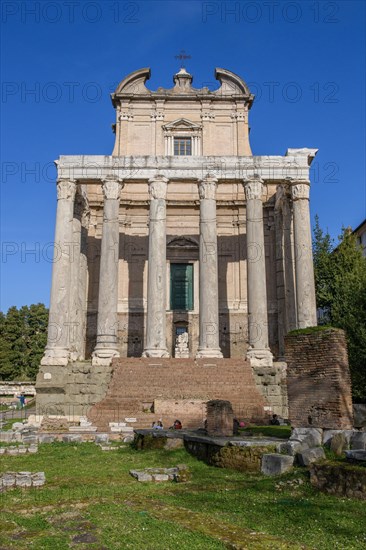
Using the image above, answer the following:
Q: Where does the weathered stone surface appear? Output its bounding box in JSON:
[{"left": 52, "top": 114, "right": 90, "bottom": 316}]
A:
[
  {"left": 31, "top": 472, "right": 46, "bottom": 486},
  {"left": 310, "top": 463, "right": 366, "bottom": 499},
  {"left": 350, "top": 432, "right": 366, "bottom": 450},
  {"left": 353, "top": 404, "right": 366, "bottom": 428},
  {"left": 130, "top": 465, "right": 190, "bottom": 483},
  {"left": 261, "top": 454, "right": 294, "bottom": 476},
  {"left": 291, "top": 428, "right": 322, "bottom": 447},
  {"left": 62, "top": 434, "right": 82, "bottom": 443},
  {"left": 329, "top": 432, "right": 349, "bottom": 456},
  {"left": 277, "top": 439, "right": 307, "bottom": 456},
  {"left": 16, "top": 472, "right": 32, "bottom": 487},
  {"left": 297, "top": 447, "right": 326, "bottom": 466},
  {"left": 38, "top": 434, "right": 55, "bottom": 444},
  {"left": 345, "top": 450, "right": 366, "bottom": 463},
  {"left": 95, "top": 434, "right": 109, "bottom": 444},
  {"left": 323, "top": 429, "right": 354, "bottom": 447},
  {"left": 12, "top": 422, "right": 25, "bottom": 431}
]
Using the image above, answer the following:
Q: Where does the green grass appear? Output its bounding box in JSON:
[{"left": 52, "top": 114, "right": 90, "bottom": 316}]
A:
[
  {"left": 241, "top": 425, "right": 291, "bottom": 439},
  {"left": 0, "top": 443, "right": 365, "bottom": 549}
]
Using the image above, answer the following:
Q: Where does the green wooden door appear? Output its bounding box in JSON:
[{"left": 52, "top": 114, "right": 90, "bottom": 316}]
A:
[{"left": 170, "top": 263, "right": 193, "bottom": 311}]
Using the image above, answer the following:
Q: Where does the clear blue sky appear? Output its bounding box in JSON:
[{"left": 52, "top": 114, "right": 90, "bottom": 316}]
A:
[{"left": 1, "top": 0, "right": 365, "bottom": 312}]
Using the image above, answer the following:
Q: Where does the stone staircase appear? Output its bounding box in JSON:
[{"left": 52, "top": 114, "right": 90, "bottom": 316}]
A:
[{"left": 88, "top": 358, "right": 267, "bottom": 431}]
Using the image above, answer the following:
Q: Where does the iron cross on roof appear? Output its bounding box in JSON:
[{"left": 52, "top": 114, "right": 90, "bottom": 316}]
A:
[{"left": 175, "top": 50, "right": 191, "bottom": 68}]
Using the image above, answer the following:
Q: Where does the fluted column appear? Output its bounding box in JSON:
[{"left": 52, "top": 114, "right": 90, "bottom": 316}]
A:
[
  {"left": 196, "top": 174, "right": 223, "bottom": 358},
  {"left": 243, "top": 175, "right": 273, "bottom": 366},
  {"left": 92, "top": 177, "right": 124, "bottom": 366},
  {"left": 143, "top": 174, "right": 169, "bottom": 358},
  {"left": 41, "top": 178, "right": 77, "bottom": 366},
  {"left": 290, "top": 179, "right": 317, "bottom": 328}
]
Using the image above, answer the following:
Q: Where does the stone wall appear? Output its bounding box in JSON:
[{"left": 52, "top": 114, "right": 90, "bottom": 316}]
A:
[
  {"left": 36, "top": 361, "right": 113, "bottom": 417},
  {"left": 309, "top": 463, "right": 366, "bottom": 500},
  {"left": 285, "top": 328, "right": 353, "bottom": 429}
]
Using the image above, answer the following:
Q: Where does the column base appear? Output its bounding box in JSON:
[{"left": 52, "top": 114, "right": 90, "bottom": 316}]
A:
[
  {"left": 142, "top": 348, "right": 170, "bottom": 358},
  {"left": 196, "top": 348, "right": 223, "bottom": 359},
  {"left": 41, "top": 348, "right": 70, "bottom": 366},
  {"left": 246, "top": 348, "right": 273, "bottom": 367},
  {"left": 92, "top": 348, "right": 120, "bottom": 366}
]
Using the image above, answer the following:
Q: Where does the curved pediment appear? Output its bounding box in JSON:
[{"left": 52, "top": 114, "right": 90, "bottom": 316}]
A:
[
  {"left": 113, "top": 68, "right": 151, "bottom": 97},
  {"left": 214, "top": 68, "right": 253, "bottom": 103}
]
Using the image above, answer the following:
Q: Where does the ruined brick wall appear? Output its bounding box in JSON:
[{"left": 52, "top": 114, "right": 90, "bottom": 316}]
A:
[
  {"left": 206, "top": 400, "right": 234, "bottom": 436},
  {"left": 285, "top": 328, "right": 353, "bottom": 429}
]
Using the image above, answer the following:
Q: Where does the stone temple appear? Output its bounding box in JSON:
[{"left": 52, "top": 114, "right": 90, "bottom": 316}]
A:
[{"left": 36, "top": 67, "right": 319, "bottom": 429}]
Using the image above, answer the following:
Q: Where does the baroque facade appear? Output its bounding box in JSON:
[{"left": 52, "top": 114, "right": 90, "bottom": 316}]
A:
[{"left": 37, "top": 67, "right": 318, "bottom": 422}]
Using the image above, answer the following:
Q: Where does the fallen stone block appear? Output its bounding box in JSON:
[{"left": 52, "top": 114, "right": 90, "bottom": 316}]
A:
[
  {"left": 323, "top": 430, "right": 354, "bottom": 447},
  {"left": 22, "top": 436, "right": 38, "bottom": 445},
  {"left": 28, "top": 445, "right": 38, "bottom": 454},
  {"left": 2, "top": 473, "right": 16, "bottom": 488},
  {"left": 122, "top": 435, "right": 134, "bottom": 443},
  {"left": 329, "top": 432, "right": 349, "bottom": 456},
  {"left": 291, "top": 428, "right": 322, "bottom": 447},
  {"left": 12, "top": 422, "right": 25, "bottom": 431},
  {"left": 152, "top": 474, "right": 169, "bottom": 482},
  {"left": 62, "top": 434, "right": 82, "bottom": 443},
  {"left": 95, "top": 434, "right": 109, "bottom": 444},
  {"left": 351, "top": 432, "right": 366, "bottom": 450},
  {"left": 31, "top": 472, "right": 46, "bottom": 486},
  {"left": 38, "top": 434, "right": 55, "bottom": 444},
  {"left": 16, "top": 472, "right": 32, "bottom": 487},
  {"left": 345, "top": 450, "right": 366, "bottom": 463},
  {"left": 353, "top": 404, "right": 366, "bottom": 429},
  {"left": 277, "top": 439, "right": 307, "bottom": 456},
  {"left": 129, "top": 470, "right": 153, "bottom": 482},
  {"left": 297, "top": 447, "right": 326, "bottom": 466},
  {"left": 8, "top": 447, "right": 19, "bottom": 455},
  {"left": 261, "top": 454, "right": 294, "bottom": 476}
]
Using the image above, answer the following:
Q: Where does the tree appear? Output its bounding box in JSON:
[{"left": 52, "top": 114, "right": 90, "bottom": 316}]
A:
[
  {"left": 313, "top": 220, "right": 366, "bottom": 401},
  {"left": 0, "top": 304, "right": 48, "bottom": 380}
]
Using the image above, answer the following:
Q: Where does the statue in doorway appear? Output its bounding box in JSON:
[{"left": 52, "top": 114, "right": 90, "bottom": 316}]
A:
[{"left": 175, "top": 331, "right": 189, "bottom": 358}]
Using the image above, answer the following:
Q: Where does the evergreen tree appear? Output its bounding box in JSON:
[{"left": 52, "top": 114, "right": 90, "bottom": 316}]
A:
[
  {"left": 0, "top": 304, "right": 48, "bottom": 380},
  {"left": 313, "top": 220, "right": 366, "bottom": 401}
]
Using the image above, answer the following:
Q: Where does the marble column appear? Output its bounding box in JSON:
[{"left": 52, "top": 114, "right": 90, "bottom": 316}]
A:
[
  {"left": 290, "top": 179, "right": 317, "bottom": 328},
  {"left": 92, "top": 177, "right": 124, "bottom": 366},
  {"left": 143, "top": 174, "right": 169, "bottom": 357},
  {"left": 41, "top": 178, "right": 77, "bottom": 366},
  {"left": 69, "top": 187, "right": 90, "bottom": 361},
  {"left": 196, "top": 174, "right": 223, "bottom": 358},
  {"left": 243, "top": 175, "right": 273, "bottom": 366}
]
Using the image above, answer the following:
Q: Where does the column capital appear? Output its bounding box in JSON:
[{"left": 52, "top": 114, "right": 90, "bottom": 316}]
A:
[
  {"left": 287, "top": 179, "right": 310, "bottom": 201},
  {"left": 148, "top": 174, "right": 168, "bottom": 199},
  {"left": 57, "top": 178, "right": 77, "bottom": 201},
  {"left": 242, "top": 175, "right": 264, "bottom": 200},
  {"left": 198, "top": 173, "right": 218, "bottom": 200},
  {"left": 102, "top": 176, "right": 124, "bottom": 200}
]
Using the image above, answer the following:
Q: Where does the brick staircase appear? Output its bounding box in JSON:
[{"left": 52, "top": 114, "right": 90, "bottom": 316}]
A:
[{"left": 88, "top": 358, "right": 267, "bottom": 431}]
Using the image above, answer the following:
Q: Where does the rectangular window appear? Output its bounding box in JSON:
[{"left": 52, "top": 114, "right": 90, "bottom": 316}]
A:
[
  {"left": 170, "top": 263, "right": 193, "bottom": 311},
  {"left": 174, "top": 137, "right": 191, "bottom": 156}
]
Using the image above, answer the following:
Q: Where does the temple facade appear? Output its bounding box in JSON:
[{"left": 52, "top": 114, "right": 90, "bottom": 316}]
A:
[{"left": 36, "top": 67, "right": 318, "bottom": 422}]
